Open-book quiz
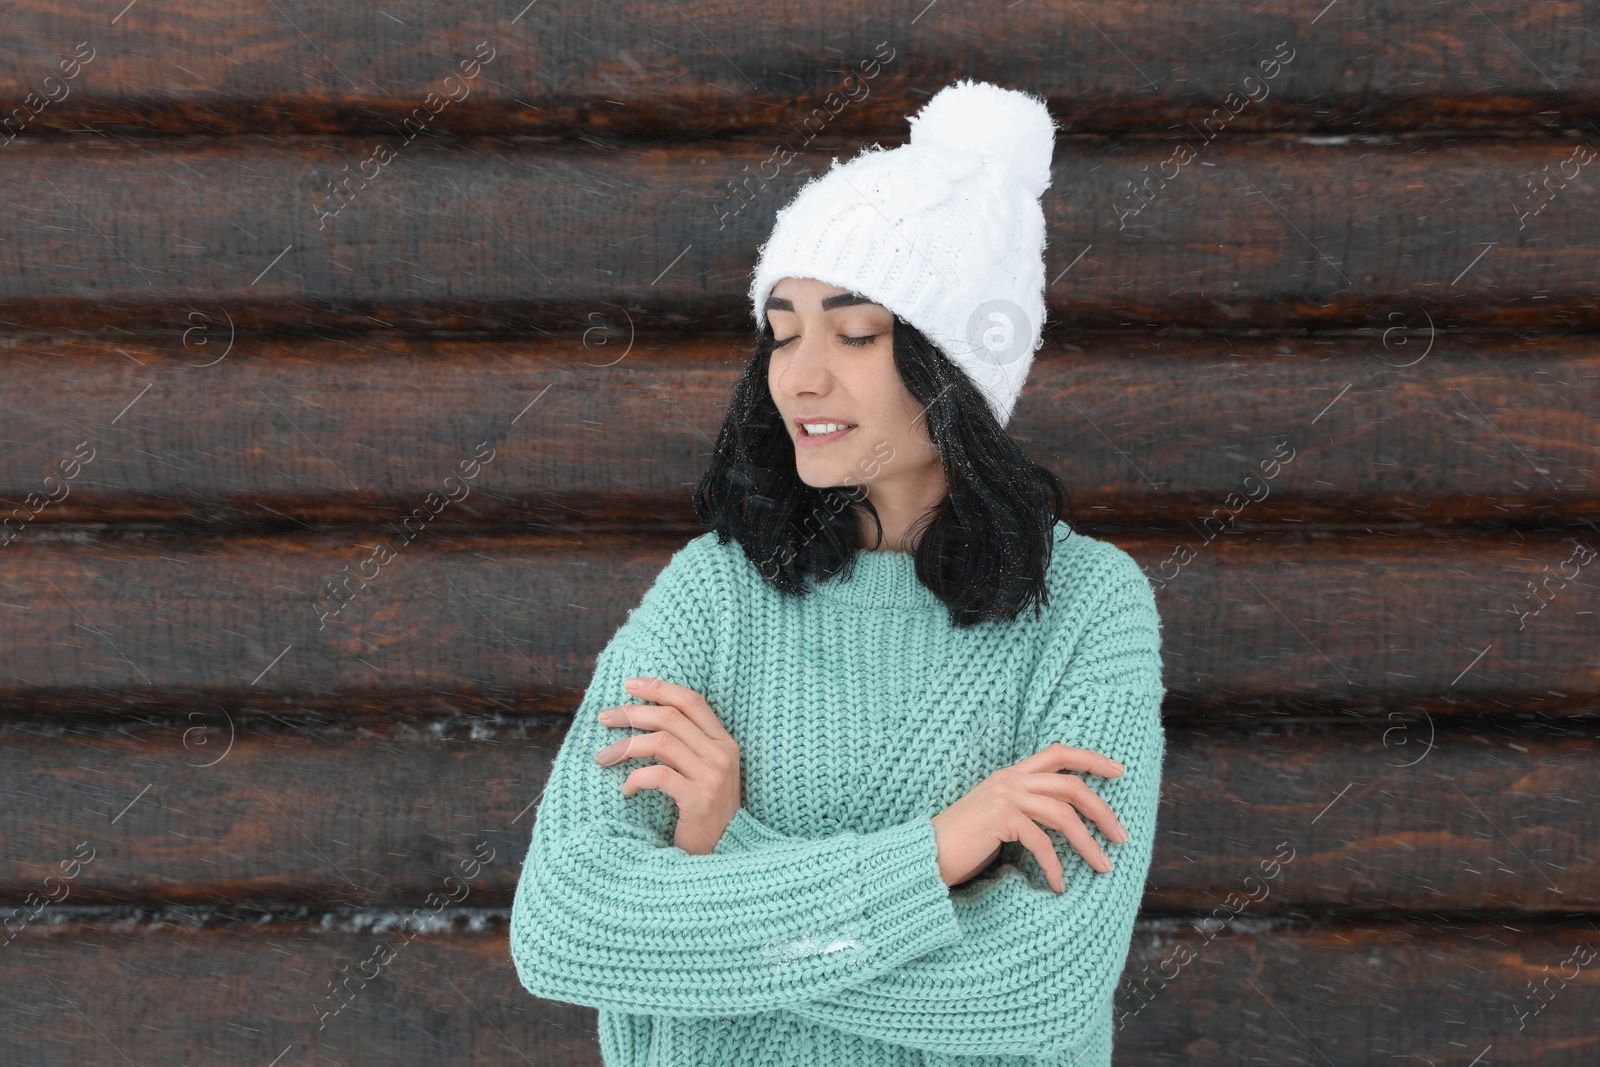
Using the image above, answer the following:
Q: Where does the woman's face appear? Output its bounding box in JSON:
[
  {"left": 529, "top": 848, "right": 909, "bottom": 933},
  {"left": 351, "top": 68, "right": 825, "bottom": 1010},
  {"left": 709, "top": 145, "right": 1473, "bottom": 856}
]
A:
[{"left": 765, "top": 276, "right": 940, "bottom": 492}]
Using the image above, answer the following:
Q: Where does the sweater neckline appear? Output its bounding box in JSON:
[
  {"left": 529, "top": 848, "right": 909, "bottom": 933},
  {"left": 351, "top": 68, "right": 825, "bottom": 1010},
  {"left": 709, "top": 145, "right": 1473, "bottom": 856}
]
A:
[
  {"left": 807, "top": 547, "right": 937, "bottom": 610},
  {"left": 799, "top": 524, "right": 1073, "bottom": 610}
]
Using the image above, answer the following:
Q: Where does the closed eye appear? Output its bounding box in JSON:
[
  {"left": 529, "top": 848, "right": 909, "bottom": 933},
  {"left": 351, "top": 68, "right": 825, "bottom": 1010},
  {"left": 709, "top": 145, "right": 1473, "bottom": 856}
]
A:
[{"left": 772, "top": 334, "right": 878, "bottom": 348}]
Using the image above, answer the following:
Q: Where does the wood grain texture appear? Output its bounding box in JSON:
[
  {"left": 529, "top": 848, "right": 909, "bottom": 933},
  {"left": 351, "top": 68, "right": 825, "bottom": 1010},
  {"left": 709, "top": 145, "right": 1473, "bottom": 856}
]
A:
[
  {"left": 2, "top": 917, "right": 1595, "bottom": 1066},
  {"left": 0, "top": 137, "right": 1596, "bottom": 331},
  {"left": 1, "top": 332, "right": 1595, "bottom": 527},
  {"left": 1147, "top": 719, "right": 1598, "bottom": 913},
  {"left": 4, "top": 4, "right": 1594, "bottom": 1058},
  {"left": 0, "top": 531, "right": 1594, "bottom": 713},
  {"left": 0, "top": 718, "right": 1593, "bottom": 912},
  {"left": 1110, "top": 918, "right": 1600, "bottom": 1066},
  {"left": 2, "top": 921, "right": 598, "bottom": 1066},
  {"left": 0, "top": 2, "right": 1597, "bottom": 135}
]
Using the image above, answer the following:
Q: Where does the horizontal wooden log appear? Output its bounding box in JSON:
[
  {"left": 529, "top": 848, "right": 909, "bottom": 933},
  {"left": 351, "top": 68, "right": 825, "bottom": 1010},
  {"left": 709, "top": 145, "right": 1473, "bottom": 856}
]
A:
[
  {"left": 1, "top": 2, "right": 1597, "bottom": 135},
  {"left": 1110, "top": 918, "right": 1600, "bottom": 1065},
  {"left": 1147, "top": 719, "right": 1599, "bottom": 913},
  {"left": 2, "top": 919, "right": 598, "bottom": 1067},
  {"left": 2, "top": 916, "right": 1595, "bottom": 1065},
  {"left": 0, "top": 718, "right": 1593, "bottom": 912},
  {"left": 1, "top": 332, "right": 1596, "bottom": 527},
  {"left": 0, "top": 137, "right": 1597, "bottom": 331},
  {"left": 0, "top": 531, "right": 1594, "bottom": 714}
]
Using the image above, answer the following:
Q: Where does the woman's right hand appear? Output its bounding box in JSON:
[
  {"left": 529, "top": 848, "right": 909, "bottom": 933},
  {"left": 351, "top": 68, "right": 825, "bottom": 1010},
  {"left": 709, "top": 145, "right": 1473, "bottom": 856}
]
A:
[
  {"left": 930, "top": 743, "right": 1129, "bottom": 893},
  {"left": 595, "top": 676, "right": 743, "bottom": 857}
]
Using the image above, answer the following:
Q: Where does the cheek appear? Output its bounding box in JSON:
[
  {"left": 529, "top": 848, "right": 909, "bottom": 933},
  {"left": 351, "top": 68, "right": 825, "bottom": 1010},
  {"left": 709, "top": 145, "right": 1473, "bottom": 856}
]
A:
[
  {"left": 879, "top": 422, "right": 936, "bottom": 469},
  {"left": 850, "top": 346, "right": 905, "bottom": 408}
]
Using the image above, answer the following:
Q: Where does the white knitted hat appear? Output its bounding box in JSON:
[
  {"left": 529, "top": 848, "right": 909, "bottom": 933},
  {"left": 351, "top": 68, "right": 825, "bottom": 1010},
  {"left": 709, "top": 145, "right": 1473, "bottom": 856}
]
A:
[{"left": 749, "top": 78, "right": 1058, "bottom": 427}]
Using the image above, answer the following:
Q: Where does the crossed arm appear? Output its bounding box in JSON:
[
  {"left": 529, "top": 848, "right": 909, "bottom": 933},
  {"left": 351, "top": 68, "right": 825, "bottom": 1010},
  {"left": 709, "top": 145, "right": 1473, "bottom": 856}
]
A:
[
  {"left": 712, "top": 550, "right": 1166, "bottom": 1058},
  {"left": 508, "top": 542, "right": 1165, "bottom": 1059}
]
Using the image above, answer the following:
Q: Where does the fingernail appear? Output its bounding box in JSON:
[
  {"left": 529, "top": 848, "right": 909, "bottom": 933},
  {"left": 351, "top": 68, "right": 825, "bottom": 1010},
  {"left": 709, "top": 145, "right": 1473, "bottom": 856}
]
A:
[
  {"left": 624, "top": 677, "right": 643, "bottom": 688},
  {"left": 598, "top": 710, "right": 614, "bottom": 723},
  {"left": 1111, "top": 761, "right": 1126, "bottom": 774}
]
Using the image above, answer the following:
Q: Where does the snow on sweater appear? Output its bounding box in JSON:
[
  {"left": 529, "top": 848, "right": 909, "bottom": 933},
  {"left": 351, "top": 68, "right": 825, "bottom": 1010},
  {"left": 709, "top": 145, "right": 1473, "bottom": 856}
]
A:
[{"left": 509, "top": 520, "right": 1167, "bottom": 1066}]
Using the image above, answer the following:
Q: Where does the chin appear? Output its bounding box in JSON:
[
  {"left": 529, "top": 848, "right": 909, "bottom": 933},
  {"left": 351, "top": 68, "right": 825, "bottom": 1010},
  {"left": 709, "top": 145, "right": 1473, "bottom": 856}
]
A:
[{"left": 794, "top": 460, "right": 855, "bottom": 489}]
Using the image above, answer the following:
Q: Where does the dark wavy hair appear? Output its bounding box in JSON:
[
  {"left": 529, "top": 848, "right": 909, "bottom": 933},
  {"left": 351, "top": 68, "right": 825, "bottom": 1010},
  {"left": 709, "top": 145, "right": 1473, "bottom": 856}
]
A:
[{"left": 692, "top": 312, "right": 1074, "bottom": 628}]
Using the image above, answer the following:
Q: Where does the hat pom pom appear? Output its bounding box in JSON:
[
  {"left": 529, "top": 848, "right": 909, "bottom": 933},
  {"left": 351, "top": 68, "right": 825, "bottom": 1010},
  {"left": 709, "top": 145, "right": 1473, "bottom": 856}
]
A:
[{"left": 907, "top": 79, "right": 1058, "bottom": 198}]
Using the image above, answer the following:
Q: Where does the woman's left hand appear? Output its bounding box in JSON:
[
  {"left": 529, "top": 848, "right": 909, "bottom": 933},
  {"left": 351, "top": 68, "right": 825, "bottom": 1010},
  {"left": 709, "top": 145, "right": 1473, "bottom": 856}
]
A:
[{"left": 595, "top": 676, "right": 742, "bottom": 856}]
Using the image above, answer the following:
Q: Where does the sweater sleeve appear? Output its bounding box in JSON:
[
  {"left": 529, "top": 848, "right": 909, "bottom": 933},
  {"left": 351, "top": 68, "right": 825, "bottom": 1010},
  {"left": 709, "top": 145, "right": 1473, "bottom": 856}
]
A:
[
  {"left": 717, "top": 544, "right": 1167, "bottom": 1060},
  {"left": 508, "top": 537, "right": 964, "bottom": 1017}
]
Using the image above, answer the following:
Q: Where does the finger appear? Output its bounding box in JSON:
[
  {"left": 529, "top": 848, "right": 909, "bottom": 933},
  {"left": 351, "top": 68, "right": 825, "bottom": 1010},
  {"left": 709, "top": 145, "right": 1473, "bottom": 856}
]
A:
[
  {"left": 673, "top": 811, "right": 725, "bottom": 853},
  {"left": 597, "top": 728, "right": 704, "bottom": 778},
  {"left": 1013, "top": 741, "right": 1124, "bottom": 780},
  {"left": 619, "top": 766, "right": 724, "bottom": 852},
  {"left": 1013, "top": 816, "right": 1067, "bottom": 893},
  {"left": 600, "top": 701, "right": 721, "bottom": 762},
  {"left": 621, "top": 677, "right": 733, "bottom": 742},
  {"left": 620, "top": 762, "right": 690, "bottom": 801},
  {"left": 1015, "top": 793, "right": 1113, "bottom": 874},
  {"left": 1022, "top": 770, "right": 1129, "bottom": 843}
]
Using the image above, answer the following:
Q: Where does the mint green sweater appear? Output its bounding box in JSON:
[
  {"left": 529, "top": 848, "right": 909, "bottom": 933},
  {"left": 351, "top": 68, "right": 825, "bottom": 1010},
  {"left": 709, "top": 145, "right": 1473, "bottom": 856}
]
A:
[{"left": 509, "top": 521, "right": 1166, "bottom": 1066}]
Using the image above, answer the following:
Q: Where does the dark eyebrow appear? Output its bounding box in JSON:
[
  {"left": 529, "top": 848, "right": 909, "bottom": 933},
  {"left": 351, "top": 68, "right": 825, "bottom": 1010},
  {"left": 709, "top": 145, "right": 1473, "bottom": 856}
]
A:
[{"left": 763, "top": 292, "right": 875, "bottom": 313}]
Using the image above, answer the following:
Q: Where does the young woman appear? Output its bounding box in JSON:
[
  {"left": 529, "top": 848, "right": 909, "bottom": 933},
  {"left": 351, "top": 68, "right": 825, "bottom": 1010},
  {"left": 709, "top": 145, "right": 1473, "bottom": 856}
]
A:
[{"left": 510, "top": 80, "right": 1166, "bottom": 1067}]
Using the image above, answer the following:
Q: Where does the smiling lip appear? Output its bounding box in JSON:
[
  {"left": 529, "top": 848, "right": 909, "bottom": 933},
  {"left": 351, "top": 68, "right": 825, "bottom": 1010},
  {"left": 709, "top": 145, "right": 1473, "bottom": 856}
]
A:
[{"left": 794, "top": 418, "right": 857, "bottom": 447}]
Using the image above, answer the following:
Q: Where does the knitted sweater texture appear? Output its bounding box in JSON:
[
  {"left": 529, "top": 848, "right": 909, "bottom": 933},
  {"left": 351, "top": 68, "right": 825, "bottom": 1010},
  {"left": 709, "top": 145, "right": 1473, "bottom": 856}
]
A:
[{"left": 509, "top": 521, "right": 1167, "bottom": 1066}]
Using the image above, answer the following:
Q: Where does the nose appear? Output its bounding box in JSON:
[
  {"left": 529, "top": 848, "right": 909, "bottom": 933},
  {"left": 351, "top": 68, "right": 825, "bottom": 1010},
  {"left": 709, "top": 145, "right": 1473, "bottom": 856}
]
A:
[{"left": 773, "top": 329, "right": 831, "bottom": 398}]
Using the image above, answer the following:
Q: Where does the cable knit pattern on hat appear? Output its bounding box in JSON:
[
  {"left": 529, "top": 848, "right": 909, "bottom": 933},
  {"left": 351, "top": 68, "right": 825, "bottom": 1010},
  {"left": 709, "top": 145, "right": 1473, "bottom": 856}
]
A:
[
  {"left": 509, "top": 521, "right": 1166, "bottom": 1066},
  {"left": 748, "top": 79, "right": 1058, "bottom": 428}
]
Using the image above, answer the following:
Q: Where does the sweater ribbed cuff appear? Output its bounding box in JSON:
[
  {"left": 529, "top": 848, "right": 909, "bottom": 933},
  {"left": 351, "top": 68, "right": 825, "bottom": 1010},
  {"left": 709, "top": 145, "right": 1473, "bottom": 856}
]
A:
[
  {"left": 712, "top": 806, "right": 798, "bottom": 854},
  {"left": 711, "top": 811, "right": 961, "bottom": 963},
  {"left": 851, "top": 817, "right": 962, "bottom": 961}
]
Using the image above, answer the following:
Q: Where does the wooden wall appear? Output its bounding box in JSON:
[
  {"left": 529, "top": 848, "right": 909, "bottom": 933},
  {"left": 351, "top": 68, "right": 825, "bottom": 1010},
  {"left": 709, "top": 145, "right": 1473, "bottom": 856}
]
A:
[{"left": 2, "top": 3, "right": 1597, "bottom": 1064}]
